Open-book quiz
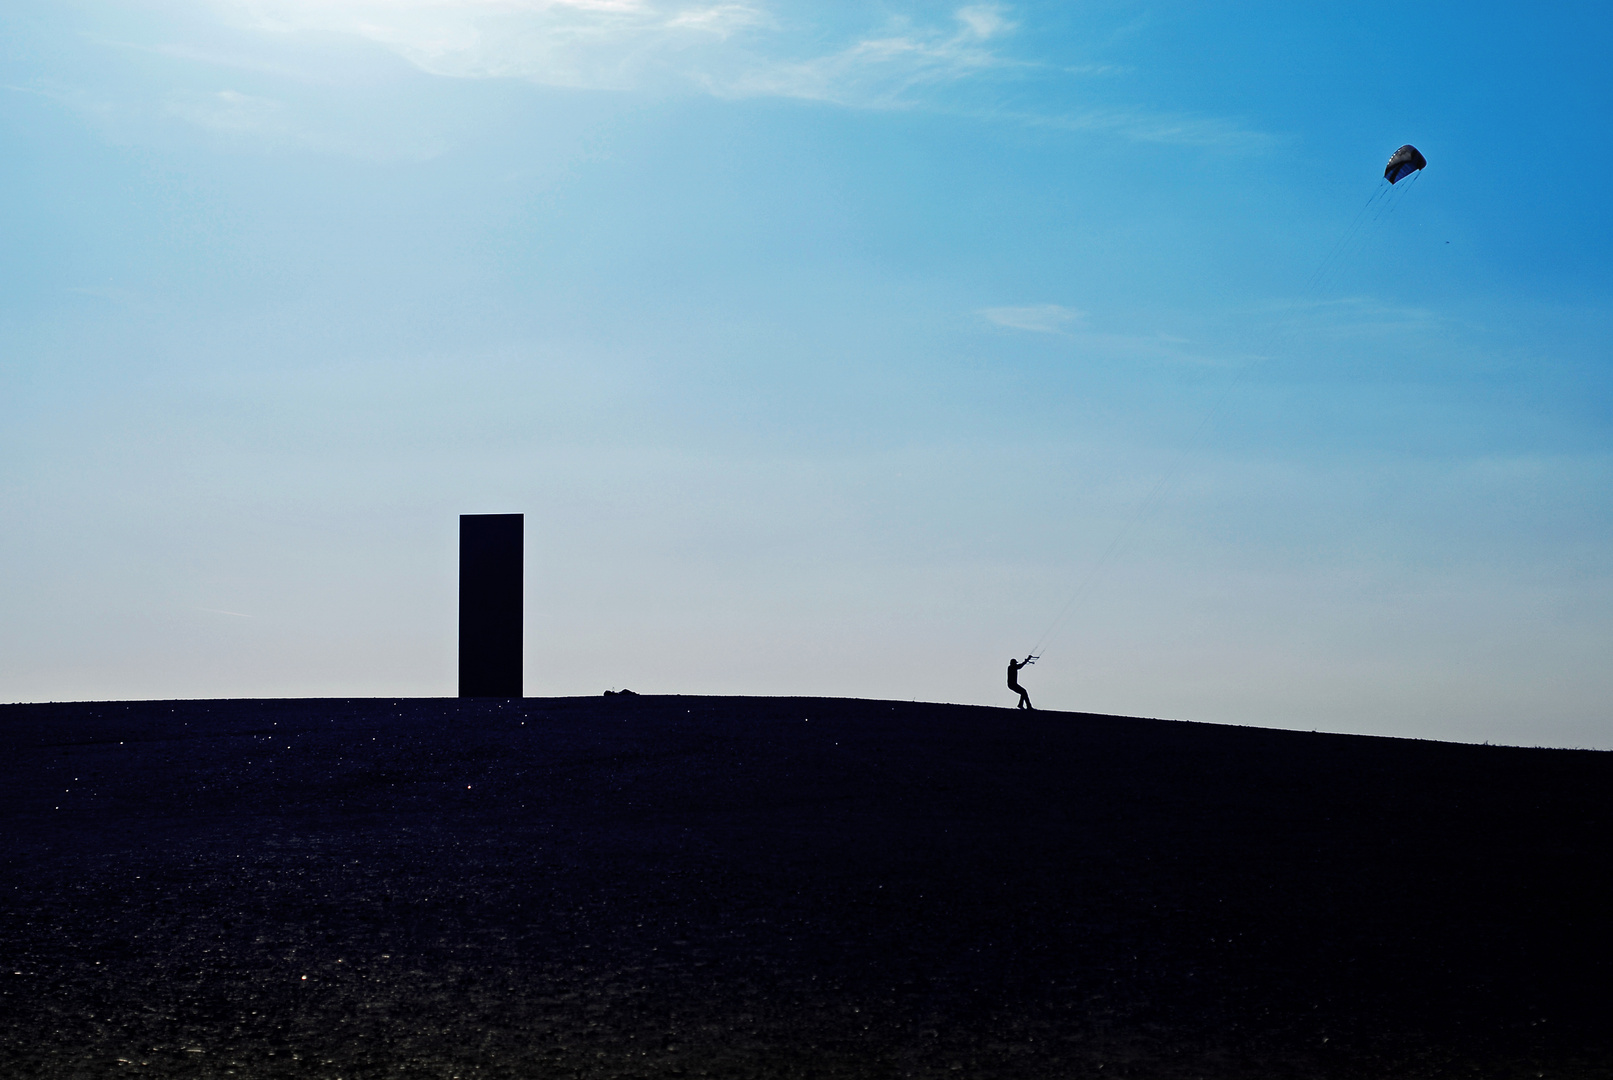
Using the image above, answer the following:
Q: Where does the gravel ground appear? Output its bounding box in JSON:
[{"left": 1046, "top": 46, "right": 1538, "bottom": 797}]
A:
[{"left": 2, "top": 695, "right": 1610, "bottom": 1079}]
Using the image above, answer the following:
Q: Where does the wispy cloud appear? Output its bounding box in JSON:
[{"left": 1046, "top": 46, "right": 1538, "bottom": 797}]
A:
[
  {"left": 11, "top": 71, "right": 446, "bottom": 161},
  {"left": 165, "top": 85, "right": 447, "bottom": 159},
  {"left": 100, "top": 38, "right": 339, "bottom": 85},
  {"left": 3, "top": 78, "right": 119, "bottom": 121},
  {"left": 1261, "top": 295, "right": 1443, "bottom": 340},
  {"left": 980, "top": 303, "right": 1085, "bottom": 333},
  {"left": 718, "top": 6, "right": 1018, "bottom": 106},
  {"left": 224, "top": 0, "right": 769, "bottom": 89},
  {"left": 206, "top": 2, "right": 1269, "bottom": 148},
  {"left": 166, "top": 88, "right": 290, "bottom": 135},
  {"left": 1030, "top": 106, "right": 1270, "bottom": 150}
]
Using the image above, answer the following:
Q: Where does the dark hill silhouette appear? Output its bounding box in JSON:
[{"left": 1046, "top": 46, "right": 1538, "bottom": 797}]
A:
[{"left": 2, "top": 695, "right": 1609, "bottom": 1078}]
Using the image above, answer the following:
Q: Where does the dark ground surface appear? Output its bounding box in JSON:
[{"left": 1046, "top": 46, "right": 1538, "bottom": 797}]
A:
[{"left": 2, "top": 696, "right": 1610, "bottom": 1079}]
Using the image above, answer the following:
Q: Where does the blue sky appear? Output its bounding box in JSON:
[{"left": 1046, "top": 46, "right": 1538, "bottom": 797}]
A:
[{"left": 3, "top": 1, "right": 1611, "bottom": 746}]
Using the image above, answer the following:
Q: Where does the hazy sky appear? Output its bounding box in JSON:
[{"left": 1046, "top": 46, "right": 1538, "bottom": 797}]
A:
[{"left": 3, "top": 1, "right": 1611, "bottom": 747}]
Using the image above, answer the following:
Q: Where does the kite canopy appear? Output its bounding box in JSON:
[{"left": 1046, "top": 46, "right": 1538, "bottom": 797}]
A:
[{"left": 1384, "top": 144, "right": 1427, "bottom": 184}]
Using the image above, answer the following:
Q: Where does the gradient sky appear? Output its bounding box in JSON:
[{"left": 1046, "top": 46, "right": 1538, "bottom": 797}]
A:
[{"left": 3, "top": 1, "right": 1611, "bottom": 747}]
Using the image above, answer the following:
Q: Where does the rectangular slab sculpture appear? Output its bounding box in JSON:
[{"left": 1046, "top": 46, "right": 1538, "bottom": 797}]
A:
[{"left": 459, "top": 513, "right": 523, "bottom": 698}]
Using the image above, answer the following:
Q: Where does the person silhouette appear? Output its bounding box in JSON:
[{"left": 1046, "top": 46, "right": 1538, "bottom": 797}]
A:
[{"left": 1007, "top": 655, "right": 1036, "bottom": 710}]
